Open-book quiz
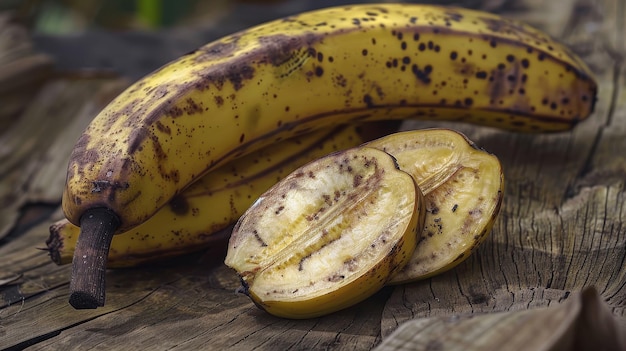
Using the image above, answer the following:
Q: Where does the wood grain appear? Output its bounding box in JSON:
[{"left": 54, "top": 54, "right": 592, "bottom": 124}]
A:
[{"left": 1, "top": 0, "right": 624, "bottom": 350}]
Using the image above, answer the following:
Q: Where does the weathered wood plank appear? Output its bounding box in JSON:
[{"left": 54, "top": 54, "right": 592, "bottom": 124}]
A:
[
  {"left": 1, "top": 0, "right": 625, "bottom": 350},
  {"left": 0, "top": 78, "right": 127, "bottom": 240},
  {"left": 22, "top": 275, "right": 386, "bottom": 351},
  {"left": 0, "top": 12, "right": 54, "bottom": 132},
  {"left": 0, "top": 214, "right": 386, "bottom": 350}
]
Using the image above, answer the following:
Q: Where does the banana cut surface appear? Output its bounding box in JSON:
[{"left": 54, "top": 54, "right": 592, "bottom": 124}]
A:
[
  {"left": 367, "top": 129, "right": 503, "bottom": 283},
  {"left": 225, "top": 147, "right": 425, "bottom": 319}
]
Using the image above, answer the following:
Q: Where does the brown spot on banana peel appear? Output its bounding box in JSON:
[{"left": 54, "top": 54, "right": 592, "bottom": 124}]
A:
[
  {"left": 257, "top": 34, "right": 319, "bottom": 68},
  {"left": 168, "top": 194, "right": 190, "bottom": 215},
  {"left": 193, "top": 38, "right": 241, "bottom": 62},
  {"left": 155, "top": 121, "right": 171, "bottom": 135}
]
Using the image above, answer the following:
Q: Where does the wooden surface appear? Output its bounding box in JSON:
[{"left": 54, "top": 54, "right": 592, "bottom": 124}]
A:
[{"left": 1, "top": 0, "right": 625, "bottom": 350}]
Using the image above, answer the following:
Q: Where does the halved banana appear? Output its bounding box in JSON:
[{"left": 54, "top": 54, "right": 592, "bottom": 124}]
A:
[
  {"left": 224, "top": 147, "right": 425, "bottom": 319},
  {"left": 366, "top": 129, "right": 504, "bottom": 283}
]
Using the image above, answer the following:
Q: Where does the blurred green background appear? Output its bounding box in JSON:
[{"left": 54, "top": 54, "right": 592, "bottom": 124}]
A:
[{"left": 1, "top": 0, "right": 234, "bottom": 33}]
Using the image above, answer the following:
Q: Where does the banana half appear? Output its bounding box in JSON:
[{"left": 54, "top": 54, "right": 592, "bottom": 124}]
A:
[
  {"left": 367, "top": 129, "right": 504, "bottom": 283},
  {"left": 225, "top": 147, "right": 425, "bottom": 319}
]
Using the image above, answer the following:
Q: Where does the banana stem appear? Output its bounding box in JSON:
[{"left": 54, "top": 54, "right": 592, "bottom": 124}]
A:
[{"left": 68, "top": 208, "right": 120, "bottom": 309}]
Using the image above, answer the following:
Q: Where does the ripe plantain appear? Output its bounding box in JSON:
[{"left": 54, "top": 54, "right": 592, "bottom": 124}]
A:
[
  {"left": 62, "top": 4, "right": 597, "bottom": 308},
  {"left": 48, "top": 124, "right": 387, "bottom": 268},
  {"left": 224, "top": 147, "right": 425, "bottom": 319},
  {"left": 366, "top": 129, "right": 503, "bottom": 283}
]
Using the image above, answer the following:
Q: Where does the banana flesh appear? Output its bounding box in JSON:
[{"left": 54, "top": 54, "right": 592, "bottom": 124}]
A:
[
  {"left": 47, "top": 125, "right": 379, "bottom": 267},
  {"left": 366, "top": 129, "right": 503, "bottom": 283},
  {"left": 224, "top": 147, "right": 425, "bottom": 319}
]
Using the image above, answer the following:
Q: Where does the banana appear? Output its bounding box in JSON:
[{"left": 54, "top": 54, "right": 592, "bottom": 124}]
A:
[
  {"left": 62, "top": 4, "right": 597, "bottom": 308},
  {"left": 51, "top": 127, "right": 502, "bottom": 283},
  {"left": 225, "top": 146, "right": 425, "bottom": 319},
  {"left": 48, "top": 124, "right": 388, "bottom": 268},
  {"left": 366, "top": 129, "right": 503, "bottom": 283},
  {"left": 225, "top": 129, "right": 501, "bottom": 318}
]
